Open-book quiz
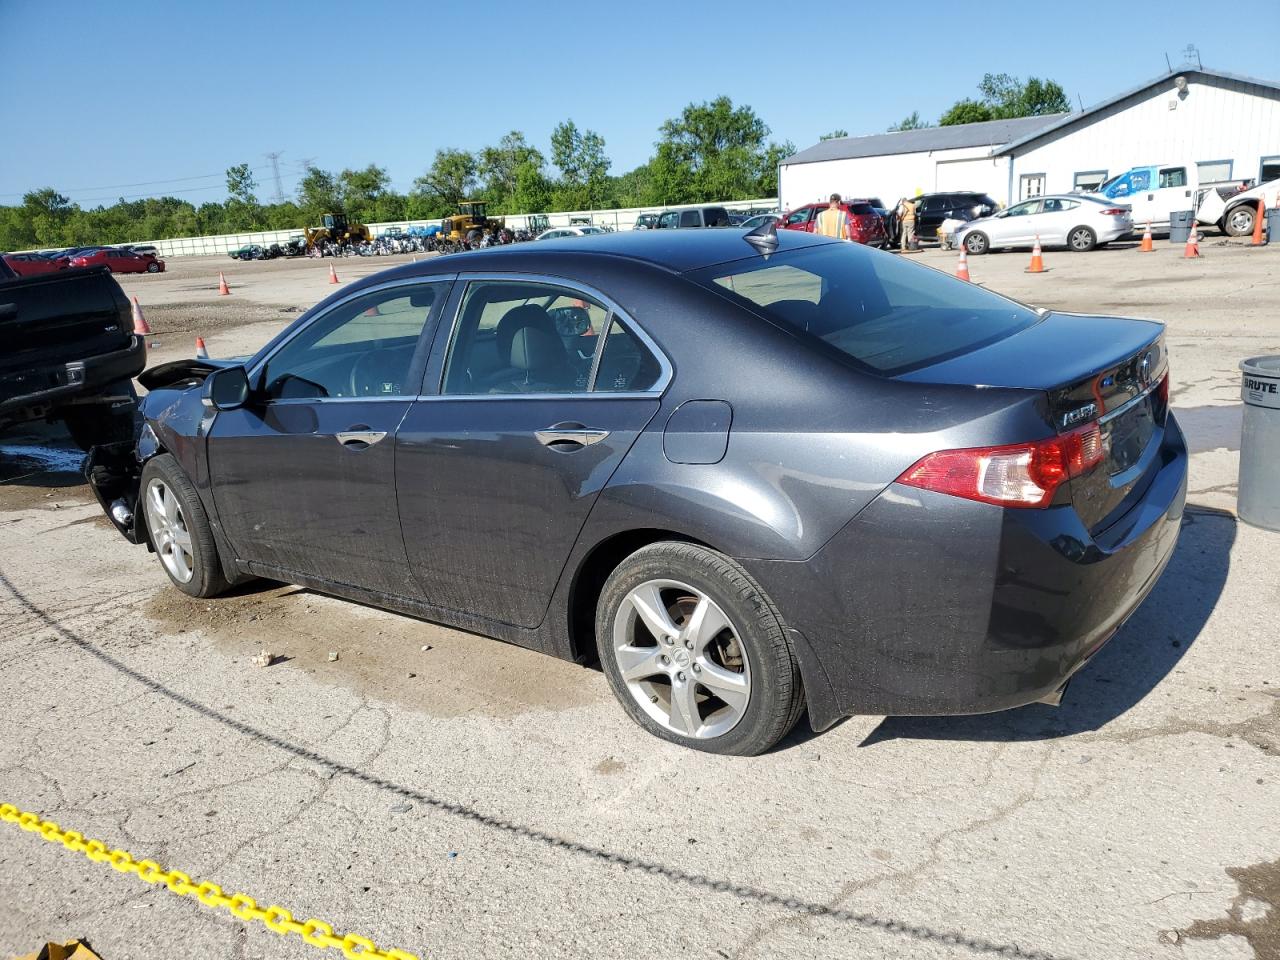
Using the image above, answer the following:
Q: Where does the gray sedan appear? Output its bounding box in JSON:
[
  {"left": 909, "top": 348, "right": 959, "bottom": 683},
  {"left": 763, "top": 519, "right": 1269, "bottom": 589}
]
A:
[
  {"left": 957, "top": 194, "right": 1133, "bottom": 254},
  {"left": 88, "top": 228, "right": 1185, "bottom": 755}
]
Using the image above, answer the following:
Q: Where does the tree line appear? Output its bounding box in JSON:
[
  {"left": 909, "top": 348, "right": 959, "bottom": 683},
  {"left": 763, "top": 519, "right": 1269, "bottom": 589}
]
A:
[
  {"left": 0, "top": 96, "right": 792, "bottom": 250},
  {"left": 0, "top": 75, "right": 1069, "bottom": 251}
]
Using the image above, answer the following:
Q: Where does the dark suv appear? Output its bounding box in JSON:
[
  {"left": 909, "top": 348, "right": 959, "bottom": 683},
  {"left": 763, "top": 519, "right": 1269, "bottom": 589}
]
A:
[
  {"left": 654, "top": 206, "right": 732, "bottom": 229},
  {"left": 905, "top": 192, "right": 999, "bottom": 240}
]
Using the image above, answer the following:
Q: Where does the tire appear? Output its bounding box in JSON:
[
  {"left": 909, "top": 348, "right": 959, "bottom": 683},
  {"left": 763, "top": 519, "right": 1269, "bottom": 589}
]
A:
[
  {"left": 595, "top": 542, "right": 804, "bottom": 756},
  {"left": 139, "top": 453, "right": 232, "bottom": 598},
  {"left": 1068, "top": 225, "right": 1097, "bottom": 252},
  {"left": 146, "top": 262, "right": 160, "bottom": 273},
  {"left": 964, "top": 231, "right": 989, "bottom": 255},
  {"left": 1224, "top": 204, "right": 1255, "bottom": 237}
]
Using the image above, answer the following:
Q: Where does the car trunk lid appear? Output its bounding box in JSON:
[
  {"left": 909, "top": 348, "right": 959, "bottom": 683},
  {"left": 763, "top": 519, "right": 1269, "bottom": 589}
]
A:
[{"left": 898, "top": 311, "right": 1168, "bottom": 532}]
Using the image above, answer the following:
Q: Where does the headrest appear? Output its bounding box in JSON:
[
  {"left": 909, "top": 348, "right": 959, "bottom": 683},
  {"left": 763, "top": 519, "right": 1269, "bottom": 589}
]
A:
[
  {"left": 510, "top": 325, "right": 567, "bottom": 372},
  {"left": 495, "top": 304, "right": 556, "bottom": 361}
]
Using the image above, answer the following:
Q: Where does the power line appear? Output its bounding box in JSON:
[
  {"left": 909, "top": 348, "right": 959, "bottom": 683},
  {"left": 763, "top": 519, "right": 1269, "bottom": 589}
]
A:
[{"left": 0, "top": 166, "right": 276, "bottom": 199}]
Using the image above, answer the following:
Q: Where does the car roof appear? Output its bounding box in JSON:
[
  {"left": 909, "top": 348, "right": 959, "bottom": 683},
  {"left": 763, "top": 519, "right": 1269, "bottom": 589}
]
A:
[{"left": 380, "top": 227, "right": 839, "bottom": 277}]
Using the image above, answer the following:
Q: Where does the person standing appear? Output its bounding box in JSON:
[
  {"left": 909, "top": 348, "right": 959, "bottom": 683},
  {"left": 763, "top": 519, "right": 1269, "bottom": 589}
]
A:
[
  {"left": 812, "top": 194, "right": 852, "bottom": 240},
  {"left": 897, "top": 196, "right": 918, "bottom": 252}
]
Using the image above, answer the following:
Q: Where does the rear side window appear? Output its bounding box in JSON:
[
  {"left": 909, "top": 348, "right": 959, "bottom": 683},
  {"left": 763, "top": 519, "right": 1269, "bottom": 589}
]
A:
[
  {"left": 690, "top": 244, "right": 1039, "bottom": 376},
  {"left": 703, "top": 208, "right": 731, "bottom": 226},
  {"left": 679, "top": 210, "right": 701, "bottom": 228}
]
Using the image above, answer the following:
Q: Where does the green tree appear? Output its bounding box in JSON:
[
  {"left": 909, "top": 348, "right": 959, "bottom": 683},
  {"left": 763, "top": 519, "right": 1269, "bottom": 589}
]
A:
[
  {"left": 338, "top": 164, "right": 392, "bottom": 223},
  {"left": 939, "top": 98, "right": 994, "bottom": 126},
  {"left": 510, "top": 158, "right": 554, "bottom": 213},
  {"left": 296, "top": 166, "right": 343, "bottom": 222},
  {"left": 225, "top": 164, "right": 258, "bottom": 205},
  {"left": 888, "top": 111, "right": 931, "bottom": 131},
  {"left": 412, "top": 148, "right": 478, "bottom": 210},
  {"left": 549, "top": 120, "right": 611, "bottom": 208},
  {"left": 819, "top": 129, "right": 849, "bottom": 140},
  {"left": 480, "top": 131, "right": 544, "bottom": 209},
  {"left": 654, "top": 96, "right": 786, "bottom": 201}
]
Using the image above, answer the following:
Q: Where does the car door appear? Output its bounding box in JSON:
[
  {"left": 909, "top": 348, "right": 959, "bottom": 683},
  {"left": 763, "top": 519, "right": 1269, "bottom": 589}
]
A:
[
  {"left": 1035, "top": 197, "right": 1074, "bottom": 244},
  {"left": 782, "top": 207, "right": 814, "bottom": 232},
  {"left": 394, "top": 275, "right": 668, "bottom": 630},
  {"left": 1155, "top": 166, "right": 1192, "bottom": 227},
  {"left": 206, "top": 277, "right": 452, "bottom": 596},
  {"left": 992, "top": 199, "right": 1042, "bottom": 246}
]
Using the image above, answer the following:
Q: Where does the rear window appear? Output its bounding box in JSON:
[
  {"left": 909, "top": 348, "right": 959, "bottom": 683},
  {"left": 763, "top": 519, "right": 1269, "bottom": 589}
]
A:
[
  {"left": 689, "top": 244, "right": 1039, "bottom": 376},
  {"left": 848, "top": 203, "right": 876, "bottom": 216}
]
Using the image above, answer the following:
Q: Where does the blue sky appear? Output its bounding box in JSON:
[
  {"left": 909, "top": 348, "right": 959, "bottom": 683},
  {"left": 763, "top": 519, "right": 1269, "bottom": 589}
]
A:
[{"left": 2, "top": 0, "right": 1278, "bottom": 206}]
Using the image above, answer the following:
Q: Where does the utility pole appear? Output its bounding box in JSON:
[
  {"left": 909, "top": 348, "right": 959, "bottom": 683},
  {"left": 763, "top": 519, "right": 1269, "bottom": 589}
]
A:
[{"left": 265, "top": 151, "right": 285, "bottom": 203}]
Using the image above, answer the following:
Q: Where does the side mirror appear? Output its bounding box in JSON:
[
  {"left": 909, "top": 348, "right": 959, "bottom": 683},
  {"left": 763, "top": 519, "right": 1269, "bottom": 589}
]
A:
[{"left": 201, "top": 365, "right": 250, "bottom": 411}]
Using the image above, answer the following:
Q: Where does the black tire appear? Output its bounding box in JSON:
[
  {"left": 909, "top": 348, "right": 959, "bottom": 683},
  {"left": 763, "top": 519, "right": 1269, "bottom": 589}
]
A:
[
  {"left": 964, "top": 231, "right": 989, "bottom": 255},
  {"left": 1223, "top": 204, "right": 1255, "bottom": 237},
  {"left": 1068, "top": 225, "right": 1097, "bottom": 252},
  {"left": 146, "top": 262, "right": 160, "bottom": 273},
  {"left": 595, "top": 542, "right": 804, "bottom": 756},
  {"left": 138, "top": 453, "right": 232, "bottom": 598}
]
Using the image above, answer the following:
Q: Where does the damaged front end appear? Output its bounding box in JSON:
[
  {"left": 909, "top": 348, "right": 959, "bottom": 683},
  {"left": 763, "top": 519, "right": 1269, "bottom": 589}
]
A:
[{"left": 83, "top": 421, "right": 162, "bottom": 545}]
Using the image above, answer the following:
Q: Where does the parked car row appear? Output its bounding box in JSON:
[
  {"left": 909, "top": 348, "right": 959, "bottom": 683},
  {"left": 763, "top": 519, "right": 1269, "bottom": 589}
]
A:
[{"left": 2, "top": 244, "right": 164, "bottom": 276}]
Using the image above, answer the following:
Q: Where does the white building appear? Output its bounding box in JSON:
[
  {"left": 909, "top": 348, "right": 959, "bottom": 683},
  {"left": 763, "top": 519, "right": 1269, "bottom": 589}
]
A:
[{"left": 780, "top": 67, "right": 1280, "bottom": 210}]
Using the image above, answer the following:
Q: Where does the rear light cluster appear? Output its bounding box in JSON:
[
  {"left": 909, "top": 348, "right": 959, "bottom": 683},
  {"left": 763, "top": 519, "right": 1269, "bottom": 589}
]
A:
[
  {"left": 1098, "top": 207, "right": 1130, "bottom": 216},
  {"left": 898, "top": 422, "right": 1105, "bottom": 509}
]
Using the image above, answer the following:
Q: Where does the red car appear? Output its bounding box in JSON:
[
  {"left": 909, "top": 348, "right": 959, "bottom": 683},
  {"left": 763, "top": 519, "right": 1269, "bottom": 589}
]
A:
[
  {"left": 2, "top": 252, "right": 69, "bottom": 276},
  {"left": 780, "top": 200, "right": 887, "bottom": 246},
  {"left": 68, "top": 248, "right": 165, "bottom": 273}
]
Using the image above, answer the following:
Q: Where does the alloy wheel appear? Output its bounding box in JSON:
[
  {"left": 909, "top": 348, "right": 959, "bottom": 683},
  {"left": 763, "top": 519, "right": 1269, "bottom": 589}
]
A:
[
  {"left": 144, "top": 478, "right": 195, "bottom": 583},
  {"left": 611, "top": 579, "right": 751, "bottom": 739}
]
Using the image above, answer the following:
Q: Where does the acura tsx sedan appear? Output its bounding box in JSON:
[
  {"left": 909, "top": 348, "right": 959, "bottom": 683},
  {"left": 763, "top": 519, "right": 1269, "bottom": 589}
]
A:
[{"left": 86, "top": 226, "right": 1187, "bottom": 755}]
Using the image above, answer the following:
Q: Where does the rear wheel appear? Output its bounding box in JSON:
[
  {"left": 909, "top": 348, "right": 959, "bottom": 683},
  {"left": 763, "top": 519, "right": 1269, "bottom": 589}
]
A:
[
  {"left": 596, "top": 542, "right": 804, "bottom": 755},
  {"left": 139, "top": 454, "right": 232, "bottom": 598},
  {"left": 1068, "top": 225, "right": 1097, "bottom": 251},
  {"left": 1224, "top": 204, "right": 1255, "bottom": 237},
  {"left": 964, "top": 231, "right": 989, "bottom": 255}
]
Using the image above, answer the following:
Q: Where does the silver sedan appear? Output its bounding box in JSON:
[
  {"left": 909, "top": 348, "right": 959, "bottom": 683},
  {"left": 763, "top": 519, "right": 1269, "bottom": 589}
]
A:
[{"left": 956, "top": 195, "right": 1133, "bottom": 254}]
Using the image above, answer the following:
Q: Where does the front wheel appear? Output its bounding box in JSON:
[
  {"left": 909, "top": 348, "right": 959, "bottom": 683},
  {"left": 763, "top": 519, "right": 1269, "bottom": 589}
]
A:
[
  {"left": 1224, "top": 205, "right": 1255, "bottom": 237},
  {"left": 964, "top": 231, "right": 989, "bottom": 255},
  {"left": 139, "top": 453, "right": 232, "bottom": 598},
  {"left": 1068, "top": 226, "right": 1097, "bottom": 252},
  {"left": 146, "top": 262, "right": 160, "bottom": 273},
  {"left": 596, "top": 542, "right": 804, "bottom": 755}
]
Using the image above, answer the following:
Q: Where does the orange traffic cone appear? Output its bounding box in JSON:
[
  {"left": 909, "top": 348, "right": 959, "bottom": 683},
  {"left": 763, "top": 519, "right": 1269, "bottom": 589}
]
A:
[
  {"left": 1139, "top": 221, "right": 1153, "bottom": 252},
  {"left": 955, "top": 247, "right": 971, "bottom": 282},
  {"left": 130, "top": 296, "right": 151, "bottom": 335},
  {"left": 328, "top": 263, "right": 339, "bottom": 284},
  {"left": 1250, "top": 197, "right": 1266, "bottom": 246},
  {"left": 195, "top": 336, "right": 209, "bottom": 359},
  {"left": 1025, "top": 236, "right": 1046, "bottom": 273},
  {"left": 1183, "top": 224, "right": 1201, "bottom": 259},
  {"left": 218, "top": 272, "right": 230, "bottom": 295}
]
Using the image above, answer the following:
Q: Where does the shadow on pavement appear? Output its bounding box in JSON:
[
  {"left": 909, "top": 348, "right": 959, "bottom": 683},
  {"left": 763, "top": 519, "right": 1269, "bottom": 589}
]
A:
[
  {"left": 862, "top": 506, "right": 1236, "bottom": 746},
  {"left": 0, "top": 566, "right": 1069, "bottom": 960},
  {"left": 1172, "top": 404, "right": 1242, "bottom": 454}
]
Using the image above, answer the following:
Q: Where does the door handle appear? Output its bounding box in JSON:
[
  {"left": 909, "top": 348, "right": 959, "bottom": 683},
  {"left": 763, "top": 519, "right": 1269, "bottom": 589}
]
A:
[
  {"left": 336, "top": 430, "right": 387, "bottom": 448},
  {"left": 535, "top": 425, "right": 610, "bottom": 448}
]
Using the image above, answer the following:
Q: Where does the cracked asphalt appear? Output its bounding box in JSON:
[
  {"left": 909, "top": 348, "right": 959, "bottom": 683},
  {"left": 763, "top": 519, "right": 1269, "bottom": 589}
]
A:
[{"left": 2, "top": 241, "right": 1279, "bottom": 960}]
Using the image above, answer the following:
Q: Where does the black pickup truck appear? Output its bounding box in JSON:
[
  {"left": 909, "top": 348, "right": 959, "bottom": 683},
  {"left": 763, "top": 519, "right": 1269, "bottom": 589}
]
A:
[{"left": 0, "top": 258, "right": 145, "bottom": 449}]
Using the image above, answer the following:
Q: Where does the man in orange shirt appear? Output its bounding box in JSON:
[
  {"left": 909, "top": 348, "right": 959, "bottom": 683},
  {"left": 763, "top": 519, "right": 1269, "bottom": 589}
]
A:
[{"left": 812, "top": 194, "right": 853, "bottom": 240}]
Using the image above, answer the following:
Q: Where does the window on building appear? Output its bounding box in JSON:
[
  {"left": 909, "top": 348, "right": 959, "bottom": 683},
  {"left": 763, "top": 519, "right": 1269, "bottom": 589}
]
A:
[
  {"left": 1196, "top": 160, "right": 1233, "bottom": 183},
  {"left": 1019, "top": 174, "right": 1045, "bottom": 200},
  {"left": 1073, "top": 170, "right": 1107, "bottom": 192}
]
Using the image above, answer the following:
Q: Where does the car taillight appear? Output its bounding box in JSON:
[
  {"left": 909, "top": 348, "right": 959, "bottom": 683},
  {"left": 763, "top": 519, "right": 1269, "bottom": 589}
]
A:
[
  {"left": 1098, "top": 207, "right": 1129, "bottom": 216},
  {"left": 897, "top": 423, "right": 1104, "bottom": 508},
  {"left": 1157, "top": 371, "right": 1169, "bottom": 407}
]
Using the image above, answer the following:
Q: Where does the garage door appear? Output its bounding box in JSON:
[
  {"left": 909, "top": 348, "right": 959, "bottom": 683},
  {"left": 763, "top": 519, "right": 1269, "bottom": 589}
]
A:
[{"left": 935, "top": 158, "right": 1000, "bottom": 195}]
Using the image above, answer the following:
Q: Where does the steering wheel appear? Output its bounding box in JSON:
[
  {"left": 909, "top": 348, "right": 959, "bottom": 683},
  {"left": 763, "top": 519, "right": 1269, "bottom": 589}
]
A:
[{"left": 349, "top": 348, "right": 408, "bottom": 397}]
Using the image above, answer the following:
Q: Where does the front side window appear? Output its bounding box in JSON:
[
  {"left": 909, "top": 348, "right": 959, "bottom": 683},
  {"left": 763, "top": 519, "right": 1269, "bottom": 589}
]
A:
[
  {"left": 262, "top": 283, "right": 442, "bottom": 400},
  {"left": 1130, "top": 169, "right": 1151, "bottom": 192},
  {"left": 659, "top": 212, "right": 680, "bottom": 229},
  {"left": 1005, "top": 200, "right": 1040, "bottom": 217},
  {"left": 1159, "top": 167, "right": 1187, "bottom": 188},
  {"left": 441, "top": 281, "right": 662, "bottom": 396},
  {"left": 690, "top": 243, "right": 1039, "bottom": 377}
]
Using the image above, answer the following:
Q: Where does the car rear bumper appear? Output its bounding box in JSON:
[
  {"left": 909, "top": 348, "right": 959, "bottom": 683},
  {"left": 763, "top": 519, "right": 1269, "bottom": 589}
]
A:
[
  {"left": 742, "top": 414, "right": 1188, "bottom": 719},
  {"left": 0, "top": 334, "right": 145, "bottom": 422}
]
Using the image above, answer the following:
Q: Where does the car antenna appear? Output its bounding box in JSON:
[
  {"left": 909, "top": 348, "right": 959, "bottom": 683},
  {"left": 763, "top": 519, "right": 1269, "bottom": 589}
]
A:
[{"left": 744, "top": 218, "right": 779, "bottom": 259}]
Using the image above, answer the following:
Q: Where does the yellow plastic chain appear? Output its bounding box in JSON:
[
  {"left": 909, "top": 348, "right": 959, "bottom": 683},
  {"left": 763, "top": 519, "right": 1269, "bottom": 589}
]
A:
[{"left": 0, "top": 802, "right": 420, "bottom": 960}]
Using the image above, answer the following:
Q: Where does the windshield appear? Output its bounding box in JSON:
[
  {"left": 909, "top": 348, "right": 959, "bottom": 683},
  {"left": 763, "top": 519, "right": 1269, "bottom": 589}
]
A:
[{"left": 688, "top": 244, "right": 1040, "bottom": 376}]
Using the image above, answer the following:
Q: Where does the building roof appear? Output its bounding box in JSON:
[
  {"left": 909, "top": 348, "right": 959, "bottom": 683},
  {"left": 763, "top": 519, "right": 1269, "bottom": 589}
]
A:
[
  {"left": 782, "top": 115, "right": 1066, "bottom": 167},
  {"left": 994, "top": 66, "right": 1280, "bottom": 156}
]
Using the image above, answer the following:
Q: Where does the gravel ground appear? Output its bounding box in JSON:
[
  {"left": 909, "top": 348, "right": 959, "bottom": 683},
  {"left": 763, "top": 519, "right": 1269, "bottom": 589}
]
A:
[{"left": 1, "top": 238, "right": 1278, "bottom": 960}]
